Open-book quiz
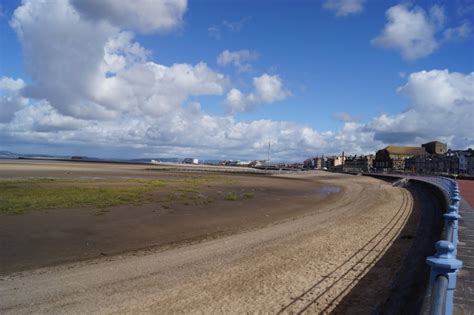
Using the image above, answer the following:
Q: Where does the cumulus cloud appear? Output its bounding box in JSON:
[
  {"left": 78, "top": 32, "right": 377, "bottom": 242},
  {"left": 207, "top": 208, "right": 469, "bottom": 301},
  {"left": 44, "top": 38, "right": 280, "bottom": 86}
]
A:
[
  {"left": 10, "top": 0, "right": 117, "bottom": 119},
  {"left": 372, "top": 4, "right": 443, "bottom": 61},
  {"left": 10, "top": 0, "right": 227, "bottom": 120},
  {"left": 1, "top": 98, "right": 331, "bottom": 160},
  {"left": 225, "top": 74, "right": 289, "bottom": 114},
  {"left": 70, "top": 0, "right": 187, "bottom": 34},
  {"left": 373, "top": 4, "right": 472, "bottom": 61},
  {"left": 217, "top": 49, "right": 259, "bottom": 72},
  {"left": 0, "top": 77, "right": 25, "bottom": 91},
  {"left": 369, "top": 69, "right": 474, "bottom": 149},
  {"left": 323, "top": 0, "right": 366, "bottom": 16},
  {"left": 96, "top": 62, "right": 228, "bottom": 116},
  {"left": 2, "top": 69, "right": 473, "bottom": 160}
]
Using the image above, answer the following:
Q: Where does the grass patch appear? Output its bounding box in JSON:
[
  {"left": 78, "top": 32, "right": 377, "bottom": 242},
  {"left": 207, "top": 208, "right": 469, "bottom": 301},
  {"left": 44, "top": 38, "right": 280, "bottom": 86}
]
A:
[
  {"left": 224, "top": 192, "right": 239, "bottom": 201},
  {"left": 0, "top": 175, "right": 243, "bottom": 214},
  {"left": 0, "top": 178, "right": 166, "bottom": 214},
  {"left": 242, "top": 192, "right": 255, "bottom": 199},
  {"left": 177, "top": 187, "right": 199, "bottom": 193}
]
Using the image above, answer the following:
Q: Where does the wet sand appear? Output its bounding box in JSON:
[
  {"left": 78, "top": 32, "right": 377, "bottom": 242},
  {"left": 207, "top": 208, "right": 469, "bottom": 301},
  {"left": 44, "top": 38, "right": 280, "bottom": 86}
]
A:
[{"left": 0, "top": 160, "right": 340, "bottom": 274}]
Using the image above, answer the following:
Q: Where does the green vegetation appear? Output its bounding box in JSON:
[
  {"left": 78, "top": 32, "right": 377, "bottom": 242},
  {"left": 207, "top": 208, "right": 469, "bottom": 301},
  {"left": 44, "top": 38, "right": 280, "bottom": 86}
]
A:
[
  {"left": 0, "top": 178, "right": 165, "bottom": 214},
  {"left": 0, "top": 175, "right": 245, "bottom": 214},
  {"left": 242, "top": 192, "right": 255, "bottom": 199},
  {"left": 224, "top": 192, "right": 239, "bottom": 201},
  {"left": 224, "top": 191, "right": 255, "bottom": 201}
]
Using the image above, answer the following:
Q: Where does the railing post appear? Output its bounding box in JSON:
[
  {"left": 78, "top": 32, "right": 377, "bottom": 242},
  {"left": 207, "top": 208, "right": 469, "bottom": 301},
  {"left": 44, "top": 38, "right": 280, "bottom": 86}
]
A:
[
  {"left": 444, "top": 205, "right": 460, "bottom": 252},
  {"left": 426, "top": 241, "right": 463, "bottom": 315},
  {"left": 451, "top": 194, "right": 461, "bottom": 208}
]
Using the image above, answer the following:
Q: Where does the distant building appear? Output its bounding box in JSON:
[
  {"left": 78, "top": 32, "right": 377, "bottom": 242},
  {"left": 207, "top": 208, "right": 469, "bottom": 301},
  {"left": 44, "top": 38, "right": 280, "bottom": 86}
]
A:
[
  {"left": 422, "top": 141, "right": 447, "bottom": 155},
  {"left": 468, "top": 151, "right": 474, "bottom": 175},
  {"left": 458, "top": 151, "right": 469, "bottom": 174},
  {"left": 374, "top": 146, "right": 427, "bottom": 171},
  {"left": 303, "top": 158, "right": 313, "bottom": 169},
  {"left": 328, "top": 155, "right": 345, "bottom": 169},
  {"left": 344, "top": 154, "right": 375, "bottom": 172},
  {"left": 314, "top": 157, "right": 323, "bottom": 169},
  {"left": 405, "top": 149, "right": 474, "bottom": 175},
  {"left": 405, "top": 154, "right": 446, "bottom": 174},
  {"left": 303, "top": 156, "right": 324, "bottom": 169},
  {"left": 225, "top": 160, "right": 250, "bottom": 166},
  {"left": 183, "top": 158, "right": 199, "bottom": 164}
]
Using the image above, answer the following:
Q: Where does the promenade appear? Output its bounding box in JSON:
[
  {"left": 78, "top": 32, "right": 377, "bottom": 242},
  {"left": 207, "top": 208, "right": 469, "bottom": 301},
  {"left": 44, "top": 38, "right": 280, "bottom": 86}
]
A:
[{"left": 455, "top": 180, "right": 474, "bottom": 314}]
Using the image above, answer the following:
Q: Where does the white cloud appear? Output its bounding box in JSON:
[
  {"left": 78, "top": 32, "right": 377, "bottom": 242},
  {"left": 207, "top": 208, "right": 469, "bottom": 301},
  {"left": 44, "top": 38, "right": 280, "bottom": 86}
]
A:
[
  {"left": 102, "top": 31, "right": 150, "bottom": 74},
  {"left": 217, "top": 49, "right": 259, "bottom": 72},
  {"left": 372, "top": 4, "right": 442, "bottom": 61},
  {"left": 95, "top": 62, "right": 228, "bottom": 116},
  {"left": 443, "top": 21, "right": 472, "bottom": 41},
  {"left": 0, "top": 77, "right": 25, "bottom": 91},
  {"left": 10, "top": 0, "right": 117, "bottom": 119},
  {"left": 323, "top": 0, "right": 365, "bottom": 17},
  {"left": 254, "top": 74, "right": 289, "bottom": 103},
  {"left": 10, "top": 0, "right": 227, "bottom": 120},
  {"left": 369, "top": 69, "right": 474, "bottom": 149},
  {"left": 398, "top": 70, "right": 474, "bottom": 110},
  {"left": 70, "top": 0, "right": 187, "bottom": 34},
  {"left": 2, "top": 69, "right": 473, "bottom": 160},
  {"left": 225, "top": 74, "right": 289, "bottom": 114},
  {"left": 1, "top": 99, "right": 331, "bottom": 160}
]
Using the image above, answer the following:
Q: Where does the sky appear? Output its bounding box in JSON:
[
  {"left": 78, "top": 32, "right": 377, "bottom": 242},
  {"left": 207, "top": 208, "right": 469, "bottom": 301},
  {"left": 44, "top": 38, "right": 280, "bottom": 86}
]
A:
[{"left": 0, "top": 0, "right": 473, "bottom": 161}]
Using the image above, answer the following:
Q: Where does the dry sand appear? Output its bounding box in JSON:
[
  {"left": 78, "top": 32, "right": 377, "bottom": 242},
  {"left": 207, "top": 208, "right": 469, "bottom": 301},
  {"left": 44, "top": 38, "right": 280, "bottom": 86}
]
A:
[{"left": 0, "top": 161, "right": 421, "bottom": 314}]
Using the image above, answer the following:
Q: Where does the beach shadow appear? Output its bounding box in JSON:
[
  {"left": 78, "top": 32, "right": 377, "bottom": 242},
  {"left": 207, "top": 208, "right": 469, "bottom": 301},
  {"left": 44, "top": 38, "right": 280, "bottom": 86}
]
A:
[
  {"left": 275, "top": 181, "right": 444, "bottom": 315},
  {"left": 330, "top": 181, "right": 444, "bottom": 315},
  {"left": 276, "top": 183, "right": 412, "bottom": 314}
]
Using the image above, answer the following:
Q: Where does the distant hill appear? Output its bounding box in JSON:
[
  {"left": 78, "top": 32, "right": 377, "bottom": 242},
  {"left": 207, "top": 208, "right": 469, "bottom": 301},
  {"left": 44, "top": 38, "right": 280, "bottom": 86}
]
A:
[
  {"left": 0, "top": 151, "right": 182, "bottom": 164},
  {"left": 0, "top": 151, "right": 19, "bottom": 159}
]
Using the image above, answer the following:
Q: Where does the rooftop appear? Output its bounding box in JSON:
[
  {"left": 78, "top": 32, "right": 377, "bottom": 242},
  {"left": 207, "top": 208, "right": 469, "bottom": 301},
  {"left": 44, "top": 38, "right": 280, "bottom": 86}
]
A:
[{"left": 383, "top": 146, "right": 427, "bottom": 155}]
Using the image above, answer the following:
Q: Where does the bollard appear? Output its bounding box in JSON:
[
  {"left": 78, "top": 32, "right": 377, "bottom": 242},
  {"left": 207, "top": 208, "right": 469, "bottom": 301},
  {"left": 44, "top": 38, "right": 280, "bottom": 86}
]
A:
[{"left": 427, "top": 241, "right": 463, "bottom": 315}]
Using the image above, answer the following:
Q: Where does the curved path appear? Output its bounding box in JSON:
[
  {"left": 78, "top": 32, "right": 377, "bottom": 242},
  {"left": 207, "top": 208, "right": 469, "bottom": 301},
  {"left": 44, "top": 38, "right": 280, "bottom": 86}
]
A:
[{"left": 0, "top": 174, "right": 415, "bottom": 314}]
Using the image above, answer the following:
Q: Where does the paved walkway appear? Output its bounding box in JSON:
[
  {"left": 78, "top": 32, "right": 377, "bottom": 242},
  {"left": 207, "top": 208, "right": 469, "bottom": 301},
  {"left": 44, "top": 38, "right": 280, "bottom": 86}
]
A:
[{"left": 454, "top": 180, "right": 474, "bottom": 315}]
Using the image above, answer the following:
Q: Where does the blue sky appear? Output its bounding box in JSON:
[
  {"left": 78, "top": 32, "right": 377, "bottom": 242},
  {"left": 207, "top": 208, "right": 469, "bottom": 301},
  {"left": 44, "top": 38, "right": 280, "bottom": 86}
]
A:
[{"left": 0, "top": 0, "right": 473, "bottom": 161}]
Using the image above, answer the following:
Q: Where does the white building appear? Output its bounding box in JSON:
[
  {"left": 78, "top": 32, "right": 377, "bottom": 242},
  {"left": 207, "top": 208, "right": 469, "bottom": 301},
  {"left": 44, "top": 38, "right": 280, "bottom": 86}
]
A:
[{"left": 183, "top": 158, "right": 199, "bottom": 164}]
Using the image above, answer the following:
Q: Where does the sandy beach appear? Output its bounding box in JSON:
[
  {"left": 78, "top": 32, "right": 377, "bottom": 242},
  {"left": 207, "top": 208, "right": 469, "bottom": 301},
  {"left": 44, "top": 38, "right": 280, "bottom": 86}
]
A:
[{"left": 0, "top": 160, "right": 435, "bottom": 313}]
